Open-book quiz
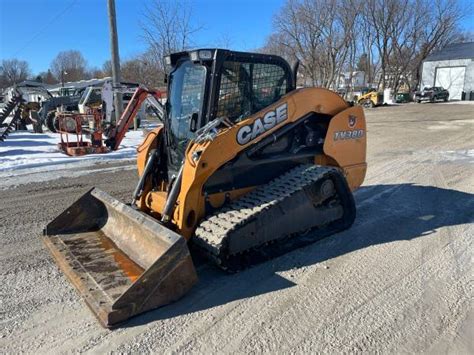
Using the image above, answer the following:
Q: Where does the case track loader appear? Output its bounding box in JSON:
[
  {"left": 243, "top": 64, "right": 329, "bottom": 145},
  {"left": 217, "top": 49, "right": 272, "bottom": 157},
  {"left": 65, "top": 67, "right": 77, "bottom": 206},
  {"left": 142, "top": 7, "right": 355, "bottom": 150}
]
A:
[{"left": 44, "top": 49, "right": 367, "bottom": 327}]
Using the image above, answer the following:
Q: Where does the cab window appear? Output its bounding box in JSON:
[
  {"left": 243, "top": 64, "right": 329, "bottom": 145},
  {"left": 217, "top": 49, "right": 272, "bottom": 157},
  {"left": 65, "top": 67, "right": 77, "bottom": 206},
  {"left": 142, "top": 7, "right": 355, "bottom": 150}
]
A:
[{"left": 216, "top": 61, "right": 288, "bottom": 122}]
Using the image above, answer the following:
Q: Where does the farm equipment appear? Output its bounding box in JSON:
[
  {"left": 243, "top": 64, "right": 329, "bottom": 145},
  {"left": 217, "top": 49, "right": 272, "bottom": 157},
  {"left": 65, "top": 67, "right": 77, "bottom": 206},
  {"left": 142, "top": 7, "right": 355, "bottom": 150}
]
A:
[
  {"left": 3, "top": 82, "right": 83, "bottom": 134},
  {"left": 56, "top": 86, "right": 163, "bottom": 156},
  {"left": 77, "top": 80, "right": 147, "bottom": 128},
  {"left": 0, "top": 89, "right": 30, "bottom": 141},
  {"left": 104, "top": 86, "right": 164, "bottom": 150},
  {"left": 44, "top": 80, "right": 145, "bottom": 133},
  {"left": 57, "top": 111, "right": 109, "bottom": 156},
  {"left": 357, "top": 90, "right": 383, "bottom": 108},
  {"left": 42, "top": 93, "right": 83, "bottom": 133},
  {"left": 44, "top": 49, "right": 367, "bottom": 327}
]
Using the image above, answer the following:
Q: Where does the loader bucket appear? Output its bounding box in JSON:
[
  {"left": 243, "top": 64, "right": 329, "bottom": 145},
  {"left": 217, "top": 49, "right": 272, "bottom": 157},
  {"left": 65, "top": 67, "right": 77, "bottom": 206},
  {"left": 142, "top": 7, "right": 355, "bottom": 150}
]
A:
[{"left": 43, "top": 188, "right": 198, "bottom": 328}]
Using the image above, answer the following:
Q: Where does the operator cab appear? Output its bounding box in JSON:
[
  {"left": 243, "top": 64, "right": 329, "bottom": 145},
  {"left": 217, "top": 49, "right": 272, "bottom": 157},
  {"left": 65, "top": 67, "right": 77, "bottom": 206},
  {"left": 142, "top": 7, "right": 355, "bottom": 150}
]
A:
[{"left": 163, "top": 48, "right": 296, "bottom": 176}]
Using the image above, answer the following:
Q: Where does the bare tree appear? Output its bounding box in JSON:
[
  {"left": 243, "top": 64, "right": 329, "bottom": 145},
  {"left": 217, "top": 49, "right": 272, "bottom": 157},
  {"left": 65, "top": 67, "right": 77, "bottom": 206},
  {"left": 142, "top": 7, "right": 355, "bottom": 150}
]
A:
[
  {"left": 410, "top": 0, "right": 464, "bottom": 89},
  {"left": 357, "top": 3, "right": 378, "bottom": 86},
  {"left": 102, "top": 60, "right": 113, "bottom": 77},
  {"left": 455, "top": 31, "right": 474, "bottom": 43},
  {"left": 120, "top": 59, "right": 142, "bottom": 84},
  {"left": 103, "top": 54, "right": 164, "bottom": 88},
  {"left": 363, "top": 0, "right": 408, "bottom": 89},
  {"left": 216, "top": 33, "right": 234, "bottom": 49},
  {"left": 265, "top": 0, "right": 464, "bottom": 93},
  {"left": 134, "top": 50, "right": 165, "bottom": 88},
  {"left": 86, "top": 67, "right": 108, "bottom": 79},
  {"left": 260, "top": 32, "right": 294, "bottom": 61},
  {"left": 141, "top": 0, "right": 201, "bottom": 73},
  {"left": 50, "top": 50, "right": 87, "bottom": 83},
  {"left": 356, "top": 0, "right": 463, "bottom": 91},
  {"left": 121, "top": 56, "right": 162, "bottom": 87},
  {"left": 36, "top": 70, "right": 58, "bottom": 84},
  {"left": 271, "top": 0, "right": 359, "bottom": 89},
  {"left": 0, "top": 58, "right": 31, "bottom": 88}
]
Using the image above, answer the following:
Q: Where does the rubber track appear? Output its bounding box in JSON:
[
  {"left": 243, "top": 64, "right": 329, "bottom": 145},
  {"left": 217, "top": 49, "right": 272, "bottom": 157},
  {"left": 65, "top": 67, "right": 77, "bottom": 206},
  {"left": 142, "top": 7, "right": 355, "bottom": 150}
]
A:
[{"left": 193, "top": 164, "right": 340, "bottom": 271}]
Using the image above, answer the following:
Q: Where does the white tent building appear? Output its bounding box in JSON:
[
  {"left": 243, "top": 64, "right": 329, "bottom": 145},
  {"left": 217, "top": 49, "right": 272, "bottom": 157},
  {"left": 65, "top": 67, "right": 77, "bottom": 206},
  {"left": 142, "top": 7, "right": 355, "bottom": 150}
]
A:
[{"left": 420, "top": 42, "right": 474, "bottom": 100}]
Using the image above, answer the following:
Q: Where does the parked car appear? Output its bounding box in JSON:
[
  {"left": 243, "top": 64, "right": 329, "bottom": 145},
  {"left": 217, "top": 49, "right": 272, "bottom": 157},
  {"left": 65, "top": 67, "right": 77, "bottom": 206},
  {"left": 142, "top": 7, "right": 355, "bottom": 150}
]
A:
[
  {"left": 415, "top": 86, "right": 449, "bottom": 103},
  {"left": 395, "top": 92, "right": 411, "bottom": 103}
]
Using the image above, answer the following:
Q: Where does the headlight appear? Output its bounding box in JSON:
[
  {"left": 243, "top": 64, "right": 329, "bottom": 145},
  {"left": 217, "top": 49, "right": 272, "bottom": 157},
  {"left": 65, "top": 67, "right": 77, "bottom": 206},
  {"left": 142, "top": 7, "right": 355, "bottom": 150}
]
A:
[
  {"left": 190, "top": 51, "right": 199, "bottom": 61},
  {"left": 190, "top": 50, "right": 213, "bottom": 61},
  {"left": 198, "top": 50, "right": 213, "bottom": 60}
]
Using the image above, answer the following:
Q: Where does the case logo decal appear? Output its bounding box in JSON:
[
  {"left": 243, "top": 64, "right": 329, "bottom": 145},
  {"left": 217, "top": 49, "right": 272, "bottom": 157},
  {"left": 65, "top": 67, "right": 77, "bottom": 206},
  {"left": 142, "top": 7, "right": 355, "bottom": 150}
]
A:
[
  {"left": 348, "top": 114, "right": 356, "bottom": 128},
  {"left": 237, "top": 103, "right": 288, "bottom": 145}
]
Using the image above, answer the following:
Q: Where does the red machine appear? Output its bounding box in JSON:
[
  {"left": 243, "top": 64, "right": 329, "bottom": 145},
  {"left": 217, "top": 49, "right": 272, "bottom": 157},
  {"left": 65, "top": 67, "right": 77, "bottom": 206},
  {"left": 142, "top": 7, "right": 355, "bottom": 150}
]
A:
[
  {"left": 57, "top": 87, "right": 164, "bottom": 156},
  {"left": 57, "top": 111, "right": 108, "bottom": 156},
  {"left": 105, "top": 87, "right": 164, "bottom": 150}
]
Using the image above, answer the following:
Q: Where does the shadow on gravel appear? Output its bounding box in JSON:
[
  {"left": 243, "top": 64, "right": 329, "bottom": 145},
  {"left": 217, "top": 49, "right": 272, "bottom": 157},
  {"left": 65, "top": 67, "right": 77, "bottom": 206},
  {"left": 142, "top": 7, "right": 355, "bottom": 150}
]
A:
[{"left": 124, "top": 183, "right": 474, "bottom": 328}]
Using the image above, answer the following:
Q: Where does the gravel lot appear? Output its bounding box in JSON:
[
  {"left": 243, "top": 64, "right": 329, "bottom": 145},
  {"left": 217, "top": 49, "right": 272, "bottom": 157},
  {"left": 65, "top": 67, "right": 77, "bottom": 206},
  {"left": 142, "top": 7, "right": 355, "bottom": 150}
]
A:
[{"left": 1, "top": 103, "right": 473, "bottom": 353}]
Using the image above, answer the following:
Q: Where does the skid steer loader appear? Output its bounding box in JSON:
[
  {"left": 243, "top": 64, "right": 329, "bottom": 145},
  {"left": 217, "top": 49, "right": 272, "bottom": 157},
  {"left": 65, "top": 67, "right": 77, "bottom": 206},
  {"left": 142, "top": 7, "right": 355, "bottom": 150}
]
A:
[{"left": 44, "top": 49, "right": 367, "bottom": 327}]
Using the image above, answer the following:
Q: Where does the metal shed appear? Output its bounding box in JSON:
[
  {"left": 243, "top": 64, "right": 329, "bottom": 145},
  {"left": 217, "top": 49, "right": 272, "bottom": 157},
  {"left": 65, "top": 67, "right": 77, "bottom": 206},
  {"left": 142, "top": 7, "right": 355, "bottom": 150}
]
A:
[{"left": 421, "top": 42, "right": 474, "bottom": 100}]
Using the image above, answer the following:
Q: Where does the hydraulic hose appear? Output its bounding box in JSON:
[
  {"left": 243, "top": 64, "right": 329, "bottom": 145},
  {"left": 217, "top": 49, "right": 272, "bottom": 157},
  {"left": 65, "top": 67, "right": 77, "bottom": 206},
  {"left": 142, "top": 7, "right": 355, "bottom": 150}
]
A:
[
  {"left": 161, "top": 164, "right": 184, "bottom": 223},
  {"left": 131, "top": 149, "right": 157, "bottom": 205}
]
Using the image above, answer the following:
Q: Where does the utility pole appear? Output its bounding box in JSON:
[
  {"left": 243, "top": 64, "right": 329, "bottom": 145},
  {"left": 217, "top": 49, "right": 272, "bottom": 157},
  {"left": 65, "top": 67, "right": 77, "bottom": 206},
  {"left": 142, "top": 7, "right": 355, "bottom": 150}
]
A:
[{"left": 107, "top": 0, "right": 123, "bottom": 126}]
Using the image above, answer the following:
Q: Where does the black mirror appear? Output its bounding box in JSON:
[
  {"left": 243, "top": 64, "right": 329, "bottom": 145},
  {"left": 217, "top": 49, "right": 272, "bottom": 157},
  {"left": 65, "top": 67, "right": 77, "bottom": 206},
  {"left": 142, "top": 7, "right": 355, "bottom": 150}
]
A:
[
  {"left": 189, "top": 112, "right": 198, "bottom": 132},
  {"left": 164, "top": 73, "right": 168, "bottom": 84}
]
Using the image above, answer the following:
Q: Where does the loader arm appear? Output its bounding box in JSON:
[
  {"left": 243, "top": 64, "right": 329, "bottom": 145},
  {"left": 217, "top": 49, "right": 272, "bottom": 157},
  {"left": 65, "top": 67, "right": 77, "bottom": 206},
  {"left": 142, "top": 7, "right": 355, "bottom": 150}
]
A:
[{"left": 106, "top": 87, "right": 164, "bottom": 150}]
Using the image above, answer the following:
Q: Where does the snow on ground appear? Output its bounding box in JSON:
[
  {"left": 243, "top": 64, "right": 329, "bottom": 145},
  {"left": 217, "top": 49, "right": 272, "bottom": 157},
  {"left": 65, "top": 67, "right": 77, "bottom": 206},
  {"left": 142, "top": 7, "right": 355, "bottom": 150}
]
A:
[
  {"left": 0, "top": 130, "right": 145, "bottom": 188},
  {"left": 0, "top": 130, "right": 144, "bottom": 172}
]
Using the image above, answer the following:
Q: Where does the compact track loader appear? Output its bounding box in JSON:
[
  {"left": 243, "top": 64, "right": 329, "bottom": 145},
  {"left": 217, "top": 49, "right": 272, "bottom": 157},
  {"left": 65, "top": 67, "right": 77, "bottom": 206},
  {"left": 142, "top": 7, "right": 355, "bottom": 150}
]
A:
[
  {"left": 357, "top": 90, "right": 383, "bottom": 108},
  {"left": 44, "top": 49, "right": 367, "bottom": 327}
]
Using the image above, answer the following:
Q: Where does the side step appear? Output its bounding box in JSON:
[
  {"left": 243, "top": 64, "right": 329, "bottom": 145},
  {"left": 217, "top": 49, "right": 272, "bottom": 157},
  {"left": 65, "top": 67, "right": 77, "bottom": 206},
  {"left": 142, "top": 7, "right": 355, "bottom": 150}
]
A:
[{"left": 43, "top": 188, "right": 198, "bottom": 327}]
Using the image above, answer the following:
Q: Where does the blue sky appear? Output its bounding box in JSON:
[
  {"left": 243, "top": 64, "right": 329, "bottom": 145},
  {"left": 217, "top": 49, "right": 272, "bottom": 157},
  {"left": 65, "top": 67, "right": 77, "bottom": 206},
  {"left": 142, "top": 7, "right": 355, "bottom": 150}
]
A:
[
  {"left": 1, "top": 0, "right": 473, "bottom": 75},
  {"left": 0, "top": 0, "right": 284, "bottom": 74}
]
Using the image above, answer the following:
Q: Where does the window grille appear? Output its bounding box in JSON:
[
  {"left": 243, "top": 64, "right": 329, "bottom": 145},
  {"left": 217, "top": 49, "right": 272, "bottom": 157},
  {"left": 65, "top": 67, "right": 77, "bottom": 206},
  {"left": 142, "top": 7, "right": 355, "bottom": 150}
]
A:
[{"left": 216, "top": 61, "right": 288, "bottom": 122}]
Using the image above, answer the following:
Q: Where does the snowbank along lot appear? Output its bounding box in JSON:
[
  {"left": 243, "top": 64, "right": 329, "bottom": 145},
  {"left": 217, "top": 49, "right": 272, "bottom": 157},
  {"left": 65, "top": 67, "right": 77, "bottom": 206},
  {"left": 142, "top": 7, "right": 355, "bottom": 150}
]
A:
[
  {"left": 0, "top": 103, "right": 473, "bottom": 353},
  {"left": 0, "top": 130, "right": 144, "bottom": 188}
]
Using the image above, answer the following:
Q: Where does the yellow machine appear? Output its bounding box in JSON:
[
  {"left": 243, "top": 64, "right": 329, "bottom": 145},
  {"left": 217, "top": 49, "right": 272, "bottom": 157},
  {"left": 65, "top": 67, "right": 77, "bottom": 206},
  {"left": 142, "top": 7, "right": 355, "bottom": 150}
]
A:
[
  {"left": 43, "top": 49, "right": 367, "bottom": 327},
  {"left": 357, "top": 90, "right": 383, "bottom": 108}
]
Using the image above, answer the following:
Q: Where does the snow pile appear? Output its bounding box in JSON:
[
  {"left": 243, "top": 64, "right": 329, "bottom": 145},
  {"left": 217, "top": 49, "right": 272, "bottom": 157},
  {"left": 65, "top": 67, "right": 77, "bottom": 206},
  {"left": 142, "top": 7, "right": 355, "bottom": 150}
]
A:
[{"left": 0, "top": 130, "right": 145, "bottom": 174}]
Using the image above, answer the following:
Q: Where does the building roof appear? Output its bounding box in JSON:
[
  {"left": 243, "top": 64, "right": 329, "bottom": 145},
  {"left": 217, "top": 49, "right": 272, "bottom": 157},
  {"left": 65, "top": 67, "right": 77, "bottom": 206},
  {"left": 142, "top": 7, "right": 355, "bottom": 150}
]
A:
[
  {"left": 48, "top": 77, "right": 112, "bottom": 91},
  {"left": 17, "top": 80, "right": 55, "bottom": 89},
  {"left": 425, "top": 42, "right": 474, "bottom": 62}
]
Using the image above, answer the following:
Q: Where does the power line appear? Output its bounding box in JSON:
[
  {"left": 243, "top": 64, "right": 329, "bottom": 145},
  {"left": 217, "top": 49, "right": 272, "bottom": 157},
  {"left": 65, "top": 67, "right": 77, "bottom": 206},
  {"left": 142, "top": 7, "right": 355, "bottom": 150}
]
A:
[{"left": 11, "top": 0, "right": 78, "bottom": 57}]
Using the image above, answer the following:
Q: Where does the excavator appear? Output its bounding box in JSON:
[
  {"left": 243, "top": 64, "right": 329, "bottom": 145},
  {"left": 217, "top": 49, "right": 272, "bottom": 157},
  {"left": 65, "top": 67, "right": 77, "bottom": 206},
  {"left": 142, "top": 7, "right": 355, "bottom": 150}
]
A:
[{"left": 43, "top": 49, "right": 367, "bottom": 327}]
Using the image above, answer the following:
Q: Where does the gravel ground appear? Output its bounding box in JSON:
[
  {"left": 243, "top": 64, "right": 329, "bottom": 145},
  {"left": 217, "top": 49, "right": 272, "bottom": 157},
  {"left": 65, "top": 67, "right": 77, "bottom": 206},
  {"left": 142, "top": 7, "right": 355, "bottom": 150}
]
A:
[{"left": 0, "top": 103, "right": 473, "bottom": 353}]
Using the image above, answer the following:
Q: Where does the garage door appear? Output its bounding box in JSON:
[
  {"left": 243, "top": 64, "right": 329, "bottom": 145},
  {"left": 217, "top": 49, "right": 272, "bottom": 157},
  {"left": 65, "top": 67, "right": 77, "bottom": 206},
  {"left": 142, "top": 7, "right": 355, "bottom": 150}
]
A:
[{"left": 435, "top": 66, "right": 466, "bottom": 100}]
